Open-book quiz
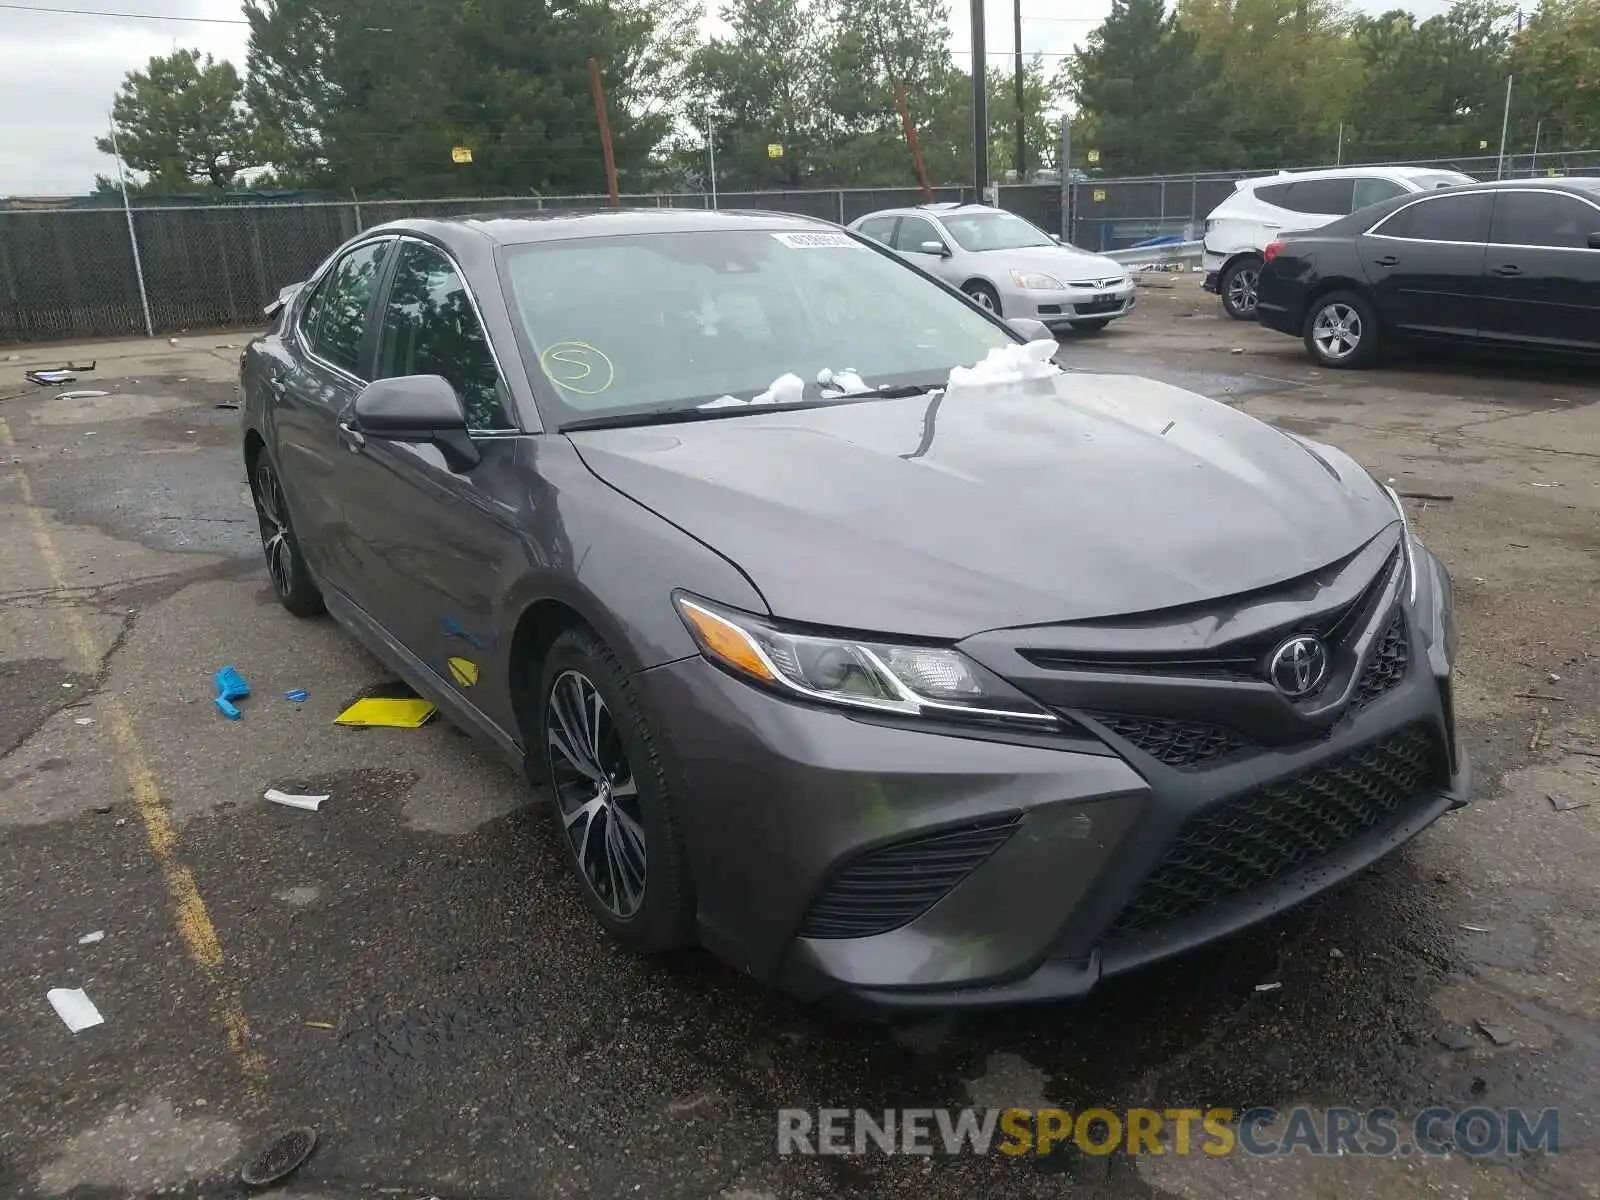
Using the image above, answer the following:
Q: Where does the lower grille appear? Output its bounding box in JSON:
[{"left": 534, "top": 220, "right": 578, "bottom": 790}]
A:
[
  {"left": 798, "top": 815, "right": 1021, "bottom": 940},
  {"left": 1353, "top": 612, "right": 1409, "bottom": 708},
  {"left": 1108, "top": 723, "right": 1439, "bottom": 936},
  {"left": 1090, "top": 714, "right": 1253, "bottom": 771}
]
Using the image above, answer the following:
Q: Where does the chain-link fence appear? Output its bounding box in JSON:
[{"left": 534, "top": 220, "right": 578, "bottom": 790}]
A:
[
  {"left": 0, "top": 184, "right": 1063, "bottom": 343},
  {"left": 4, "top": 149, "right": 1593, "bottom": 342}
]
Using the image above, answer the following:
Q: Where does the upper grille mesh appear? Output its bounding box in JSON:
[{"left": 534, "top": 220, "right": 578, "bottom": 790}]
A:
[
  {"left": 1108, "top": 723, "right": 1439, "bottom": 936},
  {"left": 798, "top": 814, "right": 1022, "bottom": 940}
]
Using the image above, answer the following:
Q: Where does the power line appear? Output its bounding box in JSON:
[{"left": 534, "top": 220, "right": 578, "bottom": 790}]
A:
[{"left": 0, "top": 2, "right": 248, "bottom": 22}]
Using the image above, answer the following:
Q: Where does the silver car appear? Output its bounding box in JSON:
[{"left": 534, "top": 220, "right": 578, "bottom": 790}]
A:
[{"left": 849, "top": 202, "right": 1136, "bottom": 333}]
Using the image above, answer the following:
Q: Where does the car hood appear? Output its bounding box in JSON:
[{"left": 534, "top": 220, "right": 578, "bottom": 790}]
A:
[
  {"left": 996, "top": 245, "right": 1127, "bottom": 281},
  {"left": 568, "top": 374, "right": 1398, "bottom": 639}
]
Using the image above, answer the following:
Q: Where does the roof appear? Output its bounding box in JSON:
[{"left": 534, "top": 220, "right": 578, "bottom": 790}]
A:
[
  {"left": 365, "top": 206, "right": 837, "bottom": 247},
  {"left": 1244, "top": 164, "right": 1477, "bottom": 186},
  {"left": 1417, "top": 175, "right": 1600, "bottom": 197}
]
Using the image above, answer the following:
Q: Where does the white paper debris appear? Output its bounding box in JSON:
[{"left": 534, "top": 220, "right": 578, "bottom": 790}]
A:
[
  {"left": 47, "top": 987, "right": 104, "bottom": 1032},
  {"left": 264, "top": 789, "right": 329, "bottom": 812},
  {"left": 1254, "top": 981, "right": 1282, "bottom": 992},
  {"left": 79, "top": 930, "right": 105, "bottom": 945},
  {"left": 947, "top": 339, "right": 1061, "bottom": 388},
  {"left": 75, "top": 717, "right": 94, "bottom": 726},
  {"left": 56, "top": 390, "right": 110, "bottom": 400},
  {"left": 168, "top": 337, "right": 179, "bottom": 346}
]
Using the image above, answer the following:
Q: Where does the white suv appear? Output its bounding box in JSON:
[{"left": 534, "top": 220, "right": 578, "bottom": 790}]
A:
[{"left": 1202, "top": 166, "right": 1475, "bottom": 319}]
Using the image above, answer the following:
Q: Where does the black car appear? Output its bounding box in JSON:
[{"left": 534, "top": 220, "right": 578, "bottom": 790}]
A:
[{"left": 1257, "top": 177, "right": 1600, "bottom": 368}]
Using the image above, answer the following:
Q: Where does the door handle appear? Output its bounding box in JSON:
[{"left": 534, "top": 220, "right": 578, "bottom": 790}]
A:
[
  {"left": 338, "top": 420, "right": 366, "bottom": 452},
  {"left": 1491, "top": 264, "right": 1522, "bottom": 277},
  {"left": 1373, "top": 255, "right": 1399, "bottom": 267}
]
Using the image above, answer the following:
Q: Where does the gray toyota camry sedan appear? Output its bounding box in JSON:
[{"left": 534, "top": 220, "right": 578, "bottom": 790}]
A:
[{"left": 240, "top": 208, "right": 1468, "bottom": 1009}]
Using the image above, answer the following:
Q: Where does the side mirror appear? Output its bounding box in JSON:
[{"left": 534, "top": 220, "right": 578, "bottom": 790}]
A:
[
  {"left": 1050, "top": 233, "right": 1063, "bottom": 244},
  {"left": 1589, "top": 232, "right": 1600, "bottom": 250},
  {"left": 918, "top": 240, "right": 950, "bottom": 257},
  {"left": 353, "top": 375, "right": 480, "bottom": 472},
  {"left": 1005, "top": 317, "right": 1055, "bottom": 343}
]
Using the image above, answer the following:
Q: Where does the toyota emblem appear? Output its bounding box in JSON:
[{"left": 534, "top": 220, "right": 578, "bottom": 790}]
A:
[{"left": 1268, "top": 635, "right": 1329, "bottom": 698}]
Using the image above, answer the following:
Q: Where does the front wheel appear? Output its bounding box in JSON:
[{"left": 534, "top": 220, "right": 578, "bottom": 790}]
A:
[
  {"left": 963, "top": 281, "right": 1002, "bottom": 315},
  {"left": 1303, "top": 290, "right": 1381, "bottom": 369},
  {"left": 1220, "top": 256, "right": 1262, "bottom": 320},
  {"left": 538, "top": 627, "right": 696, "bottom": 953}
]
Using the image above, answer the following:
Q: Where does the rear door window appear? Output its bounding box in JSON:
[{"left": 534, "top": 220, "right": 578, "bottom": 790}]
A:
[
  {"left": 306, "top": 239, "right": 392, "bottom": 377},
  {"left": 1372, "top": 192, "right": 1493, "bottom": 243}
]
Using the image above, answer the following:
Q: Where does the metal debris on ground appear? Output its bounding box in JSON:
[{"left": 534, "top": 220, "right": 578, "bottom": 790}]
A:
[
  {"left": 303, "top": 1020, "right": 336, "bottom": 1030},
  {"left": 213, "top": 665, "right": 251, "bottom": 720},
  {"left": 1433, "top": 1027, "right": 1472, "bottom": 1051},
  {"left": 74, "top": 717, "right": 93, "bottom": 726},
  {"left": 1461, "top": 924, "right": 1493, "bottom": 932},
  {"left": 27, "top": 370, "right": 76, "bottom": 385},
  {"left": 239, "top": 1127, "right": 318, "bottom": 1188},
  {"left": 1547, "top": 792, "right": 1591, "bottom": 812},
  {"left": 1230, "top": 347, "right": 1244, "bottom": 354},
  {"left": 215, "top": 401, "right": 241, "bottom": 410},
  {"left": 264, "top": 789, "right": 329, "bottom": 812},
  {"left": 47, "top": 987, "right": 105, "bottom": 1033},
  {"left": 1475, "top": 1019, "right": 1514, "bottom": 1047},
  {"left": 1530, "top": 481, "right": 1561, "bottom": 487},
  {"left": 1397, "top": 491, "right": 1453, "bottom": 502},
  {"left": 56, "top": 390, "right": 109, "bottom": 400},
  {"left": 1254, "top": 981, "right": 1282, "bottom": 992},
  {"left": 334, "top": 697, "right": 437, "bottom": 728},
  {"left": 78, "top": 930, "right": 105, "bottom": 945},
  {"left": 284, "top": 689, "right": 308, "bottom": 702}
]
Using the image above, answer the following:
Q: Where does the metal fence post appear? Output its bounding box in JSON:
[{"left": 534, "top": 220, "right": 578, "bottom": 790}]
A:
[
  {"left": 1190, "top": 172, "right": 1198, "bottom": 239},
  {"left": 109, "top": 122, "right": 154, "bottom": 337},
  {"left": 838, "top": 190, "right": 846, "bottom": 226}
]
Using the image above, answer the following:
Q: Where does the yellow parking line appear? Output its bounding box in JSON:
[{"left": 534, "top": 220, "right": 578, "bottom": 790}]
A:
[{"left": 0, "top": 417, "right": 264, "bottom": 1077}]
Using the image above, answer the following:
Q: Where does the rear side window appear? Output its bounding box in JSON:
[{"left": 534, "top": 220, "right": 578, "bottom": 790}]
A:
[
  {"left": 1353, "top": 178, "right": 1410, "bottom": 209},
  {"left": 375, "top": 241, "right": 512, "bottom": 430},
  {"left": 857, "top": 216, "right": 897, "bottom": 244},
  {"left": 1372, "top": 192, "right": 1493, "bottom": 243},
  {"left": 305, "top": 240, "right": 392, "bottom": 376},
  {"left": 1489, "top": 191, "right": 1600, "bottom": 249},
  {"left": 1271, "top": 178, "right": 1356, "bottom": 215}
]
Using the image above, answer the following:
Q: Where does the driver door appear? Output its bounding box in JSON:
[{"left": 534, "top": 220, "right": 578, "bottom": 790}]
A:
[
  {"left": 334, "top": 237, "right": 527, "bottom": 732},
  {"left": 891, "top": 214, "right": 957, "bottom": 283}
]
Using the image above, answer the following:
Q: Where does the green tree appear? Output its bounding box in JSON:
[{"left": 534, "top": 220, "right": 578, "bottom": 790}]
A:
[
  {"left": 1515, "top": 0, "right": 1600, "bottom": 152},
  {"left": 1345, "top": 2, "right": 1515, "bottom": 161},
  {"left": 689, "top": 0, "right": 833, "bottom": 188},
  {"left": 244, "top": 0, "right": 696, "bottom": 196},
  {"left": 94, "top": 49, "right": 258, "bottom": 191},
  {"left": 1062, "top": 0, "right": 1224, "bottom": 175}
]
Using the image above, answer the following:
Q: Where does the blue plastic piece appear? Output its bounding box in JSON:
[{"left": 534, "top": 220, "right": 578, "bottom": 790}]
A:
[
  {"left": 214, "top": 665, "right": 250, "bottom": 720},
  {"left": 284, "top": 689, "right": 308, "bottom": 702}
]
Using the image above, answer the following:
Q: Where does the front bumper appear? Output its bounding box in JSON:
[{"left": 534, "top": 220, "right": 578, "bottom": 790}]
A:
[
  {"left": 638, "top": 594, "right": 1466, "bottom": 1009},
  {"left": 1021, "top": 284, "right": 1137, "bottom": 329},
  {"left": 1201, "top": 248, "right": 1225, "bottom": 293}
]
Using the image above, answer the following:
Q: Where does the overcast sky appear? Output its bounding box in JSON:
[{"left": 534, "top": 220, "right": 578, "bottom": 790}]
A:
[{"left": 1, "top": 0, "right": 1453, "bottom": 196}]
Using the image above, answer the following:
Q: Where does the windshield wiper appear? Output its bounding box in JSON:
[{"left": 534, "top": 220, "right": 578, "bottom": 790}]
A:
[{"left": 561, "top": 399, "right": 843, "bottom": 433}]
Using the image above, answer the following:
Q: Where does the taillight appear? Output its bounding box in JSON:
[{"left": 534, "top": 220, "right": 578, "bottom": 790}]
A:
[{"left": 1263, "top": 239, "right": 1287, "bottom": 263}]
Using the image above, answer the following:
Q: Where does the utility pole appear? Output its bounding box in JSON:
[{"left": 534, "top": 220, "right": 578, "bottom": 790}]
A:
[
  {"left": 706, "top": 111, "right": 717, "bottom": 208},
  {"left": 1059, "top": 115, "right": 1071, "bottom": 243},
  {"left": 1530, "top": 118, "right": 1542, "bottom": 177},
  {"left": 970, "top": 0, "right": 988, "bottom": 198},
  {"left": 1012, "top": 0, "right": 1025, "bottom": 181},
  {"left": 587, "top": 58, "right": 620, "bottom": 207},
  {"left": 1335, "top": 122, "right": 1344, "bottom": 166},
  {"left": 109, "top": 117, "right": 154, "bottom": 339},
  {"left": 1496, "top": 74, "right": 1514, "bottom": 180}
]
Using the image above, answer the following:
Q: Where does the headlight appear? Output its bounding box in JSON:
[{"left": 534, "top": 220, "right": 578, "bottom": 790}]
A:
[
  {"left": 674, "top": 595, "right": 1058, "bottom": 727},
  {"left": 1010, "top": 269, "right": 1065, "bottom": 290}
]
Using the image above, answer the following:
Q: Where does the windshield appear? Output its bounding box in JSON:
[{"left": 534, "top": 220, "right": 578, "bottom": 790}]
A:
[
  {"left": 499, "top": 229, "right": 1016, "bottom": 426},
  {"left": 940, "top": 211, "right": 1057, "bottom": 252}
]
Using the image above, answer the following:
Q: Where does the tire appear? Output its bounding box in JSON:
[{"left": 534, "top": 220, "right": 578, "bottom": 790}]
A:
[
  {"left": 250, "top": 452, "right": 324, "bottom": 617},
  {"left": 537, "top": 627, "right": 696, "bottom": 953},
  {"left": 1303, "top": 290, "right": 1381, "bottom": 369},
  {"left": 963, "top": 281, "right": 1002, "bottom": 316},
  {"left": 1220, "top": 256, "right": 1263, "bottom": 320},
  {"left": 1070, "top": 319, "right": 1111, "bottom": 333}
]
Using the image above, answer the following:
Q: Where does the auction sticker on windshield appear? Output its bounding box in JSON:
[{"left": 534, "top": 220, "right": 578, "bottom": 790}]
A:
[{"left": 770, "top": 231, "right": 863, "bottom": 249}]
